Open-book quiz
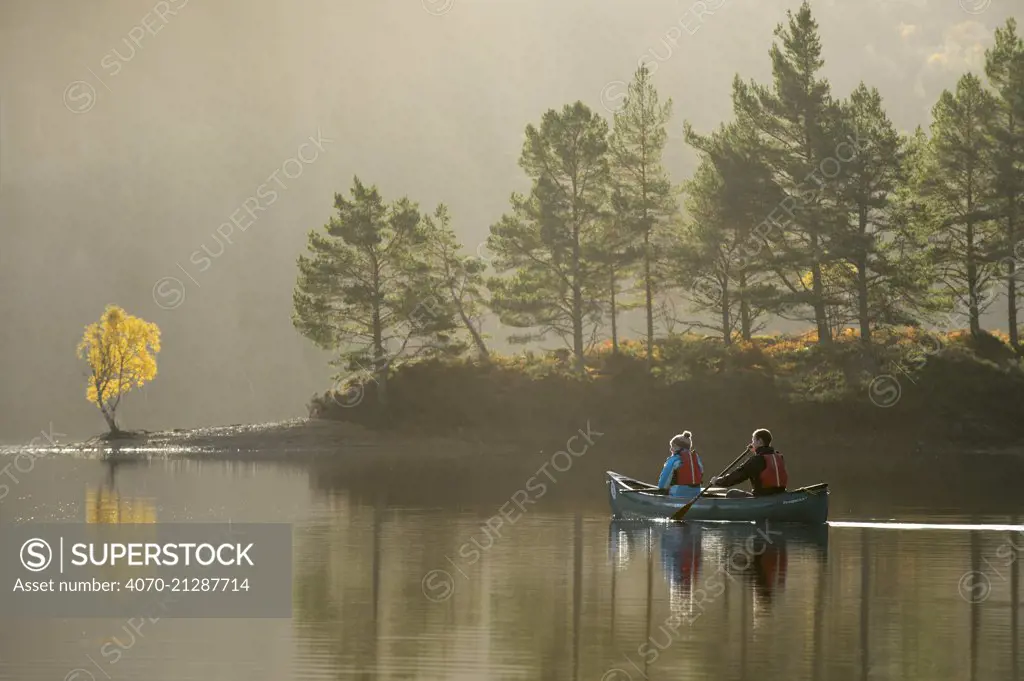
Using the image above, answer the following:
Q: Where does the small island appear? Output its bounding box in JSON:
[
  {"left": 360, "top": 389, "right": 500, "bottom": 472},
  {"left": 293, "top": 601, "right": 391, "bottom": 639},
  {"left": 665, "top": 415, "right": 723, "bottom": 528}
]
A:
[{"left": 287, "top": 9, "right": 1024, "bottom": 454}]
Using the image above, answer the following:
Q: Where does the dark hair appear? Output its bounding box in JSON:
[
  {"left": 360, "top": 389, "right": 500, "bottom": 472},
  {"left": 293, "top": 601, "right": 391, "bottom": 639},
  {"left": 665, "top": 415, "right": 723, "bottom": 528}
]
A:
[{"left": 752, "top": 428, "right": 772, "bottom": 447}]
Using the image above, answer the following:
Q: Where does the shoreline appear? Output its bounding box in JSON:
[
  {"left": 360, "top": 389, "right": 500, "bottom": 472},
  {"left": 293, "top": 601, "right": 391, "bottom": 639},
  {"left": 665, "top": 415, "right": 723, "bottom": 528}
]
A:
[
  {"left": 0, "top": 418, "right": 525, "bottom": 462},
  {"left": 2, "top": 415, "right": 1022, "bottom": 463},
  {"left": 9, "top": 329, "right": 1024, "bottom": 462}
]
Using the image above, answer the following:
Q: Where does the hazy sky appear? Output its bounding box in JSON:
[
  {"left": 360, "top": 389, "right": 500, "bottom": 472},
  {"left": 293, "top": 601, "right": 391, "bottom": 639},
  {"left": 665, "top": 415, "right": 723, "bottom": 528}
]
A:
[{"left": 0, "top": 0, "right": 1017, "bottom": 440}]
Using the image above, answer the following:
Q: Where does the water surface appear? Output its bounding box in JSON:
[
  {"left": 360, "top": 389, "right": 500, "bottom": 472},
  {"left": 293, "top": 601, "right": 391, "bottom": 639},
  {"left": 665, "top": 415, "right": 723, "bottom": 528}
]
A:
[{"left": 0, "top": 446, "right": 1020, "bottom": 681}]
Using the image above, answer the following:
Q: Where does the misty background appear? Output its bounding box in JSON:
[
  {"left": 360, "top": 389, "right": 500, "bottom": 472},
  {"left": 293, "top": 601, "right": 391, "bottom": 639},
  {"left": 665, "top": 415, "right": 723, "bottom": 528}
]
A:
[{"left": 0, "top": 0, "right": 1017, "bottom": 441}]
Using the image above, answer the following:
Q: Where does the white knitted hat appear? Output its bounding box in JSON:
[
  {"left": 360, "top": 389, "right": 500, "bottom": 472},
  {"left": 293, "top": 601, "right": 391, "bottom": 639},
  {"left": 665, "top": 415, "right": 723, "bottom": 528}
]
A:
[{"left": 669, "top": 431, "right": 693, "bottom": 452}]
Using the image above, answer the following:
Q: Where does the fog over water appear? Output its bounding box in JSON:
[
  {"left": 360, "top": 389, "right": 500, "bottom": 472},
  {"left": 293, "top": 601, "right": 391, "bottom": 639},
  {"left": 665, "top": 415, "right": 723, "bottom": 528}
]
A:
[{"left": 0, "top": 0, "right": 1017, "bottom": 440}]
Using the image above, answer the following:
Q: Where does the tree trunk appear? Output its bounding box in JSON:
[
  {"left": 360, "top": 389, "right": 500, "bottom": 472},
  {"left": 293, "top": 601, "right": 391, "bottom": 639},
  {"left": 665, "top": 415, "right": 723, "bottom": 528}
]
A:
[
  {"left": 966, "top": 219, "right": 982, "bottom": 337},
  {"left": 572, "top": 226, "right": 585, "bottom": 373},
  {"left": 644, "top": 230, "right": 654, "bottom": 371},
  {"left": 721, "top": 276, "right": 731, "bottom": 346},
  {"left": 856, "top": 205, "right": 871, "bottom": 346},
  {"left": 856, "top": 257, "right": 870, "bottom": 345},
  {"left": 93, "top": 375, "right": 120, "bottom": 435},
  {"left": 1006, "top": 111, "right": 1020, "bottom": 349},
  {"left": 1008, "top": 195, "right": 1019, "bottom": 348},
  {"left": 469, "top": 322, "right": 491, "bottom": 363},
  {"left": 375, "top": 349, "right": 389, "bottom": 406},
  {"left": 455, "top": 300, "right": 490, "bottom": 363},
  {"left": 104, "top": 411, "right": 119, "bottom": 435},
  {"left": 739, "top": 270, "right": 752, "bottom": 341},
  {"left": 610, "top": 268, "right": 619, "bottom": 354},
  {"left": 1009, "top": 271, "right": 1019, "bottom": 347},
  {"left": 371, "top": 271, "right": 388, "bottom": 406},
  {"left": 100, "top": 402, "right": 119, "bottom": 435},
  {"left": 805, "top": 120, "right": 830, "bottom": 346},
  {"left": 811, "top": 262, "right": 827, "bottom": 346}
]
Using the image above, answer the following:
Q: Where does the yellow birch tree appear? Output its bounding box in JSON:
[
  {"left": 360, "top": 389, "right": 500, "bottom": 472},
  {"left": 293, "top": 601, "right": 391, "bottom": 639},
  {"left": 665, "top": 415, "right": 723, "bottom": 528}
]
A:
[{"left": 77, "top": 305, "right": 161, "bottom": 435}]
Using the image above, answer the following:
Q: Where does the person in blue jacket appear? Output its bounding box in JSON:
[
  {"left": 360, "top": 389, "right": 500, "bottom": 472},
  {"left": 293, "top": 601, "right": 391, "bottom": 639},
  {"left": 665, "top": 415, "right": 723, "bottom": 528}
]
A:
[{"left": 658, "top": 431, "right": 704, "bottom": 498}]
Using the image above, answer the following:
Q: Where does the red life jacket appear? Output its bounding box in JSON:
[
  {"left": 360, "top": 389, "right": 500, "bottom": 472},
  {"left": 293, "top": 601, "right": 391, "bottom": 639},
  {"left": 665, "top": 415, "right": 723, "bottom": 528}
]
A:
[
  {"left": 671, "top": 450, "right": 702, "bottom": 486},
  {"left": 758, "top": 451, "right": 788, "bottom": 489}
]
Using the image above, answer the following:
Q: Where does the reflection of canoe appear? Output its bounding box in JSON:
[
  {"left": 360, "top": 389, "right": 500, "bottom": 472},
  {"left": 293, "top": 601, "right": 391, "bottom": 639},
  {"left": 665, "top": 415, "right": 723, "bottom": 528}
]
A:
[
  {"left": 608, "top": 519, "right": 829, "bottom": 562},
  {"left": 607, "top": 471, "right": 829, "bottom": 525},
  {"left": 608, "top": 519, "right": 828, "bottom": 608}
]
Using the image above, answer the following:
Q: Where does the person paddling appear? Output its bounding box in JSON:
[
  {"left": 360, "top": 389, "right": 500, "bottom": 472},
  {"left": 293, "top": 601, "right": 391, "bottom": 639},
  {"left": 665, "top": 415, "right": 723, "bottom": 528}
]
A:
[
  {"left": 658, "top": 431, "right": 703, "bottom": 497},
  {"left": 711, "top": 428, "right": 788, "bottom": 497}
]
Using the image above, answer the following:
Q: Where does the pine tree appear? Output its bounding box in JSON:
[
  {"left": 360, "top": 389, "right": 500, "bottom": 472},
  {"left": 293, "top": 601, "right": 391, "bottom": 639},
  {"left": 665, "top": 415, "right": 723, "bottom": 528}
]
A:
[
  {"left": 681, "top": 121, "right": 781, "bottom": 342},
  {"left": 917, "top": 74, "right": 999, "bottom": 337},
  {"left": 587, "top": 191, "right": 640, "bottom": 355},
  {"left": 985, "top": 18, "right": 1024, "bottom": 348},
  {"left": 608, "top": 65, "right": 676, "bottom": 367},
  {"left": 293, "top": 177, "right": 457, "bottom": 404},
  {"left": 732, "top": 1, "right": 850, "bottom": 344},
  {"left": 882, "top": 127, "right": 942, "bottom": 325},
  {"left": 421, "top": 204, "right": 491, "bottom": 362},
  {"left": 831, "top": 83, "right": 919, "bottom": 344},
  {"left": 487, "top": 103, "right": 611, "bottom": 371}
]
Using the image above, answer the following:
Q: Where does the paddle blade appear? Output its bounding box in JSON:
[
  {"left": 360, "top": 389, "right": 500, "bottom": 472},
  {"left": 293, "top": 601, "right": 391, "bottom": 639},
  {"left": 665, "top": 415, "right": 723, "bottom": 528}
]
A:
[{"left": 669, "top": 497, "right": 697, "bottom": 521}]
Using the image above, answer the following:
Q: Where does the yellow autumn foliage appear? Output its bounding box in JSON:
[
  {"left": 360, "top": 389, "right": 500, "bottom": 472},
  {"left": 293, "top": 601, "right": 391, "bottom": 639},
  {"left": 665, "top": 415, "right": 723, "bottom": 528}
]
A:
[{"left": 76, "top": 305, "right": 161, "bottom": 432}]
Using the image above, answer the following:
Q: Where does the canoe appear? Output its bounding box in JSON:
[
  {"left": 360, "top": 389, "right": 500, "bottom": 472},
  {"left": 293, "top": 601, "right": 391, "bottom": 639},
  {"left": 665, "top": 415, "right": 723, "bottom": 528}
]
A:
[{"left": 606, "top": 470, "right": 829, "bottom": 524}]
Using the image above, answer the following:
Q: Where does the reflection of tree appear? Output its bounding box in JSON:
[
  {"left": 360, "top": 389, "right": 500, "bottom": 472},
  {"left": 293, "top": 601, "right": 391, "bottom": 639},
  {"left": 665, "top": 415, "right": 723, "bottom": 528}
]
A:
[
  {"left": 971, "top": 530, "right": 980, "bottom": 681},
  {"left": 82, "top": 457, "right": 156, "bottom": 589},
  {"left": 85, "top": 457, "right": 156, "bottom": 524},
  {"left": 1012, "top": 526, "right": 1019, "bottom": 681},
  {"left": 811, "top": 540, "right": 826, "bottom": 680},
  {"left": 292, "top": 498, "right": 378, "bottom": 678},
  {"left": 860, "top": 528, "right": 870, "bottom": 681},
  {"left": 293, "top": 499, "right": 620, "bottom": 680},
  {"left": 572, "top": 514, "right": 582, "bottom": 681},
  {"left": 815, "top": 526, "right": 1024, "bottom": 680}
]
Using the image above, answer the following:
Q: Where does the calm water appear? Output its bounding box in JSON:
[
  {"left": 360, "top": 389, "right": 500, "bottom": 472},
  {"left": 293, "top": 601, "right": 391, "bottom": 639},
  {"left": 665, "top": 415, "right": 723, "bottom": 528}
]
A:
[{"left": 0, "top": 445, "right": 1021, "bottom": 681}]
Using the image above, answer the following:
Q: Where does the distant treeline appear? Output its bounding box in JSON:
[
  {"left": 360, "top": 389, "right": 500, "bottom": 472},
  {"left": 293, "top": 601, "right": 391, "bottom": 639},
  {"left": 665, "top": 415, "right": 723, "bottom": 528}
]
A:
[{"left": 292, "top": 3, "right": 1024, "bottom": 406}]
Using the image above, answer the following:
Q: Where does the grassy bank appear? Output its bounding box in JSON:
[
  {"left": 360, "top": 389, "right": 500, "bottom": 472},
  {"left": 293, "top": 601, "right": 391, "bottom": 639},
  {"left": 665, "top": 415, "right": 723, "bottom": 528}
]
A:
[{"left": 309, "top": 329, "right": 1024, "bottom": 451}]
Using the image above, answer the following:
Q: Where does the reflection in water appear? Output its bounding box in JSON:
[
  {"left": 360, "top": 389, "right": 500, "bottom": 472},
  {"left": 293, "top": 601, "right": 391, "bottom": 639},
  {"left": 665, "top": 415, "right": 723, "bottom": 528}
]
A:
[
  {"left": 85, "top": 458, "right": 157, "bottom": 523},
  {"left": 1, "top": 454, "right": 1023, "bottom": 681},
  {"left": 1014, "top": 535, "right": 1020, "bottom": 681},
  {"left": 659, "top": 523, "right": 701, "bottom": 612},
  {"left": 610, "top": 521, "right": 828, "bottom": 628},
  {"left": 811, "top": 531, "right": 826, "bottom": 681},
  {"left": 600, "top": 519, "right": 1024, "bottom": 681},
  {"left": 604, "top": 520, "right": 830, "bottom": 679},
  {"left": 572, "top": 513, "right": 582, "bottom": 681},
  {"left": 861, "top": 529, "right": 870, "bottom": 681},
  {"left": 973, "top": 529, "right": 981, "bottom": 681},
  {"left": 966, "top": 526, "right": 1024, "bottom": 681}
]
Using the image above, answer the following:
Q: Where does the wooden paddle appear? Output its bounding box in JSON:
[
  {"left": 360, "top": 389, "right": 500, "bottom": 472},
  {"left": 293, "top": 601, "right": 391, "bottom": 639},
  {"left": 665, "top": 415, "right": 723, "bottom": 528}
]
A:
[{"left": 669, "top": 447, "right": 752, "bottom": 521}]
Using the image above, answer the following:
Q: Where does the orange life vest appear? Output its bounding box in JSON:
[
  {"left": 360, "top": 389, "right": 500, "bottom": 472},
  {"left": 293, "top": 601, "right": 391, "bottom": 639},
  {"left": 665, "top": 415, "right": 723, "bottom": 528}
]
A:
[
  {"left": 758, "top": 451, "right": 788, "bottom": 489},
  {"left": 672, "top": 450, "right": 702, "bottom": 486}
]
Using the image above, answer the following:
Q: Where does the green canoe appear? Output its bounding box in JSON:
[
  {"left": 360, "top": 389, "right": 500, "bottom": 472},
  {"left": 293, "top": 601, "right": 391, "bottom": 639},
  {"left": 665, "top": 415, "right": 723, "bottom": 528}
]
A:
[{"left": 607, "top": 470, "right": 829, "bottom": 524}]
